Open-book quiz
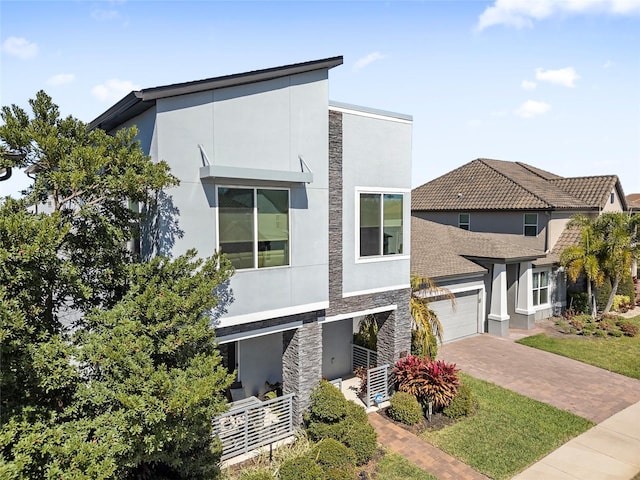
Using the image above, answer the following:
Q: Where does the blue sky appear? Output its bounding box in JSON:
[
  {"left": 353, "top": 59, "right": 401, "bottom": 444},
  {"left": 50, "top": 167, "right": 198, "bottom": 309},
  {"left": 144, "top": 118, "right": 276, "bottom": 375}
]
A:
[{"left": 1, "top": 0, "right": 639, "bottom": 196}]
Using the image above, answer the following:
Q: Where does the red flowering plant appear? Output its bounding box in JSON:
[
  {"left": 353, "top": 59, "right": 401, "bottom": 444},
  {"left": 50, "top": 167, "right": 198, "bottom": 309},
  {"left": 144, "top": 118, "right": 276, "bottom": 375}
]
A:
[{"left": 392, "top": 355, "right": 460, "bottom": 410}]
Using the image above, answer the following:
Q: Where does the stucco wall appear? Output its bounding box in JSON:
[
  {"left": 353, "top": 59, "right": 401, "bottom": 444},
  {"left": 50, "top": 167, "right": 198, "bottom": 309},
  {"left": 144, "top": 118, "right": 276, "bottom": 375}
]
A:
[
  {"left": 338, "top": 106, "right": 412, "bottom": 295},
  {"left": 413, "top": 210, "right": 548, "bottom": 250},
  {"left": 131, "top": 70, "right": 331, "bottom": 323}
]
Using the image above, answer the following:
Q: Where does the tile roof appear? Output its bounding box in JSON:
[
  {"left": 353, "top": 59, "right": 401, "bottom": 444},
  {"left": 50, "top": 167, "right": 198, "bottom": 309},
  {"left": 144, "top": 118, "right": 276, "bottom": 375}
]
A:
[
  {"left": 549, "top": 176, "right": 620, "bottom": 208},
  {"left": 411, "top": 217, "right": 546, "bottom": 280},
  {"left": 412, "top": 158, "right": 622, "bottom": 212},
  {"left": 625, "top": 193, "right": 640, "bottom": 209}
]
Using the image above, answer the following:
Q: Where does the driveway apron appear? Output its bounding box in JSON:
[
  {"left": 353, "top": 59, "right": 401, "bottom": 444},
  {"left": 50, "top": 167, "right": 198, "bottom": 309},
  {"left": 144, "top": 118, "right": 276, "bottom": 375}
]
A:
[{"left": 438, "top": 334, "right": 640, "bottom": 423}]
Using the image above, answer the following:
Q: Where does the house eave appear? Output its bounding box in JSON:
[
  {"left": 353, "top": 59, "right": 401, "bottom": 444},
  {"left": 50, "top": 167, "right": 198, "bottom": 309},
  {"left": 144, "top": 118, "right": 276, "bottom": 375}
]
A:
[{"left": 88, "top": 56, "right": 343, "bottom": 132}]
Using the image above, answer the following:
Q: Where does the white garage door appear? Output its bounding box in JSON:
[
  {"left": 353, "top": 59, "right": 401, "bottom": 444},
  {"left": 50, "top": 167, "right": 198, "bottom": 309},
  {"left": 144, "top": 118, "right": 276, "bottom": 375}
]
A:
[{"left": 429, "top": 289, "right": 480, "bottom": 343}]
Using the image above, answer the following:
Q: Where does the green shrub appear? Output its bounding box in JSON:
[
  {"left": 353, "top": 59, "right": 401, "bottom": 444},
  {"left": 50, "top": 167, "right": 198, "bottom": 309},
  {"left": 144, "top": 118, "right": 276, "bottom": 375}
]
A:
[
  {"left": 599, "top": 319, "right": 616, "bottom": 331},
  {"left": 411, "top": 328, "right": 438, "bottom": 359},
  {"left": 387, "top": 392, "right": 423, "bottom": 425},
  {"left": 612, "top": 295, "right": 632, "bottom": 312},
  {"left": 341, "top": 421, "right": 377, "bottom": 465},
  {"left": 594, "top": 329, "right": 607, "bottom": 338},
  {"left": 323, "top": 468, "right": 354, "bottom": 480},
  {"left": 307, "top": 380, "right": 350, "bottom": 423},
  {"left": 609, "top": 329, "right": 624, "bottom": 337},
  {"left": 618, "top": 321, "right": 639, "bottom": 337},
  {"left": 443, "top": 383, "right": 474, "bottom": 419},
  {"left": 617, "top": 274, "right": 635, "bottom": 300},
  {"left": 567, "top": 292, "right": 589, "bottom": 314},
  {"left": 581, "top": 323, "right": 596, "bottom": 335},
  {"left": 279, "top": 456, "right": 324, "bottom": 480},
  {"left": 569, "top": 317, "right": 586, "bottom": 330},
  {"left": 240, "top": 469, "right": 274, "bottom": 480},
  {"left": 309, "top": 438, "right": 356, "bottom": 470},
  {"left": 596, "top": 278, "right": 613, "bottom": 311},
  {"left": 305, "top": 380, "right": 377, "bottom": 466}
]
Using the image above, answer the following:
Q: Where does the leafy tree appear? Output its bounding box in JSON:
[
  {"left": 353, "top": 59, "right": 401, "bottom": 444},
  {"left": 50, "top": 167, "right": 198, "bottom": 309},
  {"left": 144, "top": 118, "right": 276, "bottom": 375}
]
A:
[
  {"left": 560, "top": 215, "right": 605, "bottom": 317},
  {"left": 561, "top": 213, "right": 639, "bottom": 316},
  {"left": 593, "top": 213, "right": 639, "bottom": 314},
  {"left": 0, "top": 92, "right": 235, "bottom": 479},
  {"left": 410, "top": 275, "right": 454, "bottom": 359}
]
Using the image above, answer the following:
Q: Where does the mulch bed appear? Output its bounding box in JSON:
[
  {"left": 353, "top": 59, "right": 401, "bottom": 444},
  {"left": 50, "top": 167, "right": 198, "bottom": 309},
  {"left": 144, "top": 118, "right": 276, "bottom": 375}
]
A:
[{"left": 377, "top": 406, "right": 457, "bottom": 435}]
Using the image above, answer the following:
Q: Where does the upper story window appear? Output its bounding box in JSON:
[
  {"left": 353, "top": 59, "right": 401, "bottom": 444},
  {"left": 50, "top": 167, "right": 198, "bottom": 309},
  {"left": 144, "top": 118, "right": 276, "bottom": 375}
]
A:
[
  {"left": 523, "top": 213, "right": 538, "bottom": 237},
  {"left": 610, "top": 192, "right": 615, "bottom": 204},
  {"left": 359, "top": 192, "right": 403, "bottom": 257},
  {"left": 458, "top": 213, "right": 470, "bottom": 230},
  {"left": 218, "top": 187, "right": 289, "bottom": 270},
  {"left": 532, "top": 269, "right": 549, "bottom": 306}
]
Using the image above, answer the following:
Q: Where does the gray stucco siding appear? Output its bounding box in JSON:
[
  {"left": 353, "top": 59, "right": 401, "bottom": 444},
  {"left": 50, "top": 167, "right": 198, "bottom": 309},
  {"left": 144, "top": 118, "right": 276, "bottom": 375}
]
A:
[
  {"left": 415, "top": 211, "right": 548, "bottom": 249},
  {"left": 132, "top": 70, "right": 332, "bottom": 323},
  {"left": 339, "top": 110, "right": 412, "bottom": 294}
]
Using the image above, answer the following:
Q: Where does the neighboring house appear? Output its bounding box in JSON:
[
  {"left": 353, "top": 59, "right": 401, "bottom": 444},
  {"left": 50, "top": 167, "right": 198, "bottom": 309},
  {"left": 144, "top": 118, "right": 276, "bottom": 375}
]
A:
[
  {"left": 411, "top": 158, "right": 628, "bottom": 339},
  {"left": 89, "top": 56, "right": 413, "bottom": 423}
]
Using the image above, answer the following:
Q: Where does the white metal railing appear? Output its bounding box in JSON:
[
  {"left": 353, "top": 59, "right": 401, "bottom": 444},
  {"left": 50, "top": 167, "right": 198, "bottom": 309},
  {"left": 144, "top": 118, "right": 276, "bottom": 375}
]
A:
[
  {"left": 213, "top": 393, "right": 295, "bottom": 461},
  {"left": 352, "top": 344, "right": 377, "bottom": 371},
  {"left": 366, "top": 364, "right": 392, "bottom": 407}
]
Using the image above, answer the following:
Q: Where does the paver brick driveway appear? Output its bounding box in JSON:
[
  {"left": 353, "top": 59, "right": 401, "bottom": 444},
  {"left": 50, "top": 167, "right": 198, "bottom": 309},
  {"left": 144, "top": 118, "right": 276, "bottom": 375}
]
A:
[{"left": 439, "top": 334, "right": 640, "bottom": 423}]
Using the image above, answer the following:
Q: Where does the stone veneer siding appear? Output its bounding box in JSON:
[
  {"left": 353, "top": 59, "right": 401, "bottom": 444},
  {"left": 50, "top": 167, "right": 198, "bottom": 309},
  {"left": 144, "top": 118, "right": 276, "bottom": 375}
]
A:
[
  {"left": 327, "top": 109, "right": 411, "bottom": 367},
  {"left": 282, "top": 320, "right": 323, "bottom": 424}
]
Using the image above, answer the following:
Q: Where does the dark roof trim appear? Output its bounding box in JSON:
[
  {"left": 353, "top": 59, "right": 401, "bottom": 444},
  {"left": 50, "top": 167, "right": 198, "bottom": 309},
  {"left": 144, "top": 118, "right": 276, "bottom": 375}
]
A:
[
  {"left": 428, "top": 271, "right": 488, "bottom": 282},
  {"left": 463, "top": 253, "right": 546, "bottom": 264},
  {"left": 89, "top": 56, "right": 343, "bottom": 132}
]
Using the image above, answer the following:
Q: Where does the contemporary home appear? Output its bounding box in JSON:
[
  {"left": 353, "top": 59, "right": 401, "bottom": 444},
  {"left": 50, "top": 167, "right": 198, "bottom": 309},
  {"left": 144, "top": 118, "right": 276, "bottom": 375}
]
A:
[
  {"left": 411, "top": 158, "right": 628, "bottom": 339},
  {"left": 89, "top": 56, "right": 413, "bottom": 424}
]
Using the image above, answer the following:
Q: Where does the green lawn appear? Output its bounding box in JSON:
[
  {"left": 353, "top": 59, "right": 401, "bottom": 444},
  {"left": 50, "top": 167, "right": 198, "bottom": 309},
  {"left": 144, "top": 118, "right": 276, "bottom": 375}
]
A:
[
  {"left": 374, "top": 451, "right": 437, "bottom": 480},
  {"left": 517, "top": 316, "right": 640, "bottom": 379},
  {"left": 420, "top": 374, "right": 593, "bottom": 480}
]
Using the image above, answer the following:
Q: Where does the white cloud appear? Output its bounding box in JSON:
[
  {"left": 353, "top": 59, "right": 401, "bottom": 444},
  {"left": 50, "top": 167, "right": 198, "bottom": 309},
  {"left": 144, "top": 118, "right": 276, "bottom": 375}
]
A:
[
  {"left": 535, "top": 67, "right": 580, "bottom": 87},
  {"left": 476, "top": 0, "right": 640, "bottom": 31},
  {"left": 47, "top": 73, "right": 75, "bottom": 86},
  {"left": 514, "top": 100, "right": 551, "bottom": 118},
  {"left": 602, "top": 59, "right": 615, "bottom": 68},
  {"left": 91, "top": 79, "right": 140, "bottom": 102},
  {"left": 91, "top": 9, "right": 121, "bottom": 21},
  {"left": 1, "top": 36, "right": 38, "bottom": 59},
  {"left": 521, "top": 80, "right": 537, "bottom": 90},
  {"left": 353, "top": 52, "right": 386, "bottom": 72}
]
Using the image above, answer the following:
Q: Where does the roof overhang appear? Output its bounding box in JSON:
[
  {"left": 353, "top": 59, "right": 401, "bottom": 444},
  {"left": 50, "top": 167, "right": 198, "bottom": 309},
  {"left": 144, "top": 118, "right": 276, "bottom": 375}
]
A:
[{"left": 89, "top": 56, "right": 343, "bottom": 132}]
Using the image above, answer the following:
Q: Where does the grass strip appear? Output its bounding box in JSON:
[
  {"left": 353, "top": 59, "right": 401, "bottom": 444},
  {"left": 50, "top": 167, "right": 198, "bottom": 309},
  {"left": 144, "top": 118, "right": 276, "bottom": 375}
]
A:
[
  {"left": 374, "top": 451, "right": 438, "bottom": 480},
  {"left": 516, "top": 317, "right": 640, "bottom": 379},
  {"left": 420, "top": 373, "right": 593, "bottom": 480}
]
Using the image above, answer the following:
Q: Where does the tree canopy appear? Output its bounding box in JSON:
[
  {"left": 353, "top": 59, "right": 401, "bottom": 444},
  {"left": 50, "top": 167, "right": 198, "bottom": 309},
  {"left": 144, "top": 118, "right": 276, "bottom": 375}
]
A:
[
  {"left": 1, "top": 91, "right": 235, "bottom": 479},
  {"left": 561, "top": 212, "right": 639, "bottom": 316}
]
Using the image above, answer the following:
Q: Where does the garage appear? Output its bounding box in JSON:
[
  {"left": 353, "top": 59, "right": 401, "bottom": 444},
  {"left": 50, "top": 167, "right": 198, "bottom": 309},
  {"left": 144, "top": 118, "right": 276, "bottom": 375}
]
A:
[{"left": 429, "top": 289, "right": 481, "bottom": 343}]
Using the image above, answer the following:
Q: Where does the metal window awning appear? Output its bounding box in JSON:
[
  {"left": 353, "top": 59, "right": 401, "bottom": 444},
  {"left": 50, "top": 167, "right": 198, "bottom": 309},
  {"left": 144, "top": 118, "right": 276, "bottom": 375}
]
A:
[
  {"left": 198, "top": 145, "right": 313, "bottom": 184},
  {"left": 199, "top": 165, "right": 312, "bottom": 183}
]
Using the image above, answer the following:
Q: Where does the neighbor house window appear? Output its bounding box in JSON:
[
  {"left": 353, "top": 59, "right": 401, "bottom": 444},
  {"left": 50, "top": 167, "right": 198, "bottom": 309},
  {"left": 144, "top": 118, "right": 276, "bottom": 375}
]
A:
[
  {"left": 218, "top": 187, "right": 289, "bottom": 269},
  {"left": 532, "top": 270, "right": 549, "bottom": 306},
  {"left": 610, "top": 192, "right": 615, "bottom": 204},
  {"left": 523, "top": 213, "right": 538, "bottom": 237},
  {"left": 458, "top": 213, "right": 470, "bottom": 230},
  {"left": 359, "top": 193, "right": 403, "bottom": 257}
]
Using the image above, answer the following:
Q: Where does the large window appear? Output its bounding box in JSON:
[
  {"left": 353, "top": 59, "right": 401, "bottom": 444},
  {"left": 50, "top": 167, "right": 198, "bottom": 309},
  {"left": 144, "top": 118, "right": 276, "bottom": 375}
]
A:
[
  {"left": 218, "top": 187, "right": 289, "bottom": 269},
  {"left": 458, "top": 213, "right": 470, "bottom": 230},
  {"left": 532, "top": 270, "right": 549, "bottom": 306},
  {"left": 523, "top": 213, "right": 538, "bottom": 237},
  {"left": 359, "top": 193, "right": 403, "bottom": 257}
]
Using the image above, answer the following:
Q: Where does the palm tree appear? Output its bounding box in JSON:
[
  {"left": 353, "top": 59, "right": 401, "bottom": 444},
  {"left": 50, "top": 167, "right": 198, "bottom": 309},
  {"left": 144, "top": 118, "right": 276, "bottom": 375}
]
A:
[
  {"left": 561, "top": 215, "right": 605, "bottom": 317},
  {"left": 594, "top": 213, "right": 640, "bottom": 314},
  {"left": 410, "top": 275, "right": 454, "bottom": 358}
]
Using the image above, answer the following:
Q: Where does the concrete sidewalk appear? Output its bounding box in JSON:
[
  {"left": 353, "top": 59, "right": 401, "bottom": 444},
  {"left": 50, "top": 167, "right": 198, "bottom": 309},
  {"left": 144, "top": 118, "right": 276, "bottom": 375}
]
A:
[{"left": 513, "top": 400, "right": 640, "bottom": 479}]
